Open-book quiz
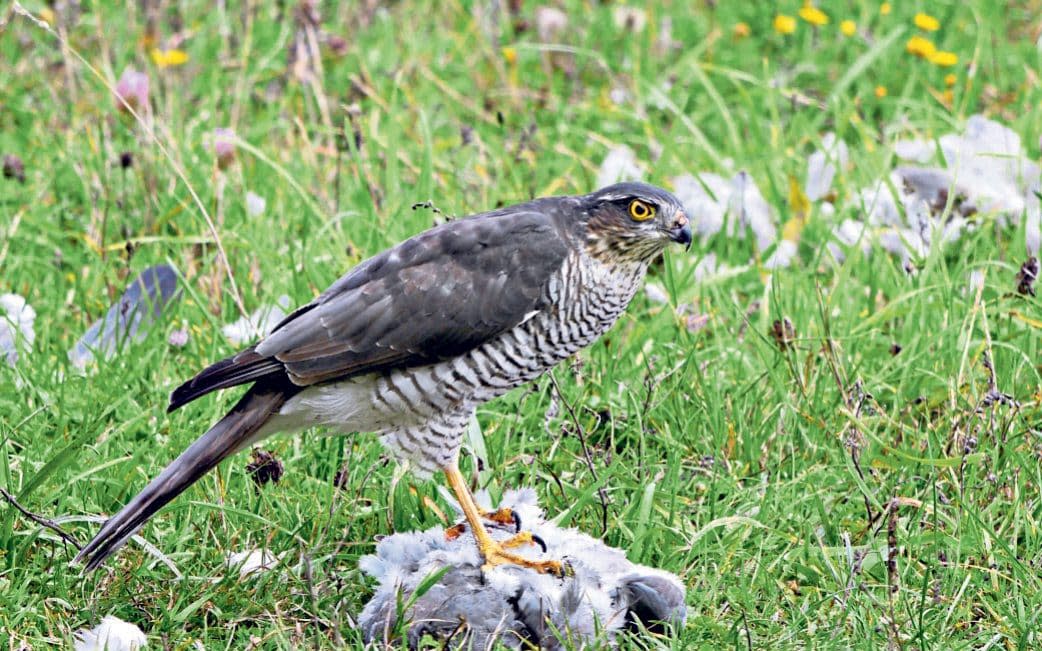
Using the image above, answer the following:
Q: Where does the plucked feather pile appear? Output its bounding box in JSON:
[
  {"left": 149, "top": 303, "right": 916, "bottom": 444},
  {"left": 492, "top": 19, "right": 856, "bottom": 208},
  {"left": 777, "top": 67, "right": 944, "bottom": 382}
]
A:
[{"left": 358, "top": 489, "right": 686, "bottom": 649}]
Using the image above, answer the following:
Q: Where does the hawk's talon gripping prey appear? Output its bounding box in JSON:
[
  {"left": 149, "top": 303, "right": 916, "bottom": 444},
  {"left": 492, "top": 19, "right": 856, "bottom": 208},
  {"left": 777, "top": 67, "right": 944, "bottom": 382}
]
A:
[
  {"left": 74, "top": 183, "right": 692, "bottom": 576},
  {"left": 444, "top": 466, "right": 567, "bottom": 575},
  {"left": 479, "top": 540, "right": 569, "bottom": 577}
]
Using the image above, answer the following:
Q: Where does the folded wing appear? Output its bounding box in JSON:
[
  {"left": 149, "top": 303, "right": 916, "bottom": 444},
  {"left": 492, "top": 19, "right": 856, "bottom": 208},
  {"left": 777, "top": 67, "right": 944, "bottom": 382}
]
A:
[{"left": 169, "top": 208, "right": 572, "bottom": 409}]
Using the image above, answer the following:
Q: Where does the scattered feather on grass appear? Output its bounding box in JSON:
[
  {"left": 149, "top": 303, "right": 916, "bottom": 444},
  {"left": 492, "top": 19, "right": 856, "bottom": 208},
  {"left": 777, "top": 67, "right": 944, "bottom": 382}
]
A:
[
  {"left": 246, "top": 191, "right": 267, "bottom": 217},
  {"left": 643, "top": 283, "right": 669, "bottom": 305},
  {"left": 226, "top": 549, "right": 281, "bottom": 580},
  {"left": 0, "top": 293, "right": 35, "bottom": 366},
  {"left": 74, "top": 615, "right": 147, "bottom": 651},
  {"left": 596, "top": 145, "right": 645, "bottom": 188},
  {"left": 69, "top": 265, "right": 179, "bottom": 371},
  {"left": 221, "top": 295, "right": 290, "bottom": 345},
  {"left": 805, "top": 132, "right": 849, "bottom": 202},
  {"left": 673, "top": 171, "right": 777, "bottom": 256}
]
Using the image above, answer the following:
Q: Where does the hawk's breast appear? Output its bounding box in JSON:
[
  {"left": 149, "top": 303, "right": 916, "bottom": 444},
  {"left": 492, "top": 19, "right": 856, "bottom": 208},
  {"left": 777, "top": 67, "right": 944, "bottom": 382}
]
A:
[{"left": 272, "top": 250, "right": 650, "bottom": 466}]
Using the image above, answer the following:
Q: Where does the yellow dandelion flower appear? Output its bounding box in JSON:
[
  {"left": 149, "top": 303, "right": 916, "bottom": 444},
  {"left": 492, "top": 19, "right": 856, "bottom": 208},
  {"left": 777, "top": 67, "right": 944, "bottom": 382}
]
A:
[
  {"left": 880, "top": 3, "right": 892, "bottom": 16},
  {"left": 906, "top": 35, "right": 937, "bottom": 58},
  {"left": 914, "top": 13, "right": 940, "bottom": 31},
  {"left": 944, "top": 73, "right": 957, "bottom": 86},
  {"left": 929, "top": 50, "right": 958, "bottom": 66},
  {"left": 150, "top": 48, "right": 189, "bottom": 68},
  {"left": 501, "top": 46, "right": 518, "bottom": 65},
  {"left": 774, "top": 14, "right": 797, "bottom": 34},
  {"left": 875, "top": 85, "right": 887, "bottom": 98},
  {"left": 734, "top": 22, "right": 751, "bottom": 39},
  {"left": 798, "top": 5, "right": 829, "bottom": 26},
  {"left": 840, "top": 20, "right": 856, "bottom": 36}
]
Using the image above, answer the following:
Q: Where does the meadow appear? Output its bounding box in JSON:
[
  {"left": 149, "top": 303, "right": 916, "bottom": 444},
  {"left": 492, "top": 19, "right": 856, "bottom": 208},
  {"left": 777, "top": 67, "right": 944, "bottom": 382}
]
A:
[{"left": 2, "top": 0, "right": 1042, "bottom": 648}]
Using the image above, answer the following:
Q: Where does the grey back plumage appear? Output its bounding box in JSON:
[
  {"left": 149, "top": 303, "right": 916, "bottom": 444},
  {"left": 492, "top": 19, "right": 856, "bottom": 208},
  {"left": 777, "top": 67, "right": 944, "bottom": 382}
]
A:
[{"left": 170, "top": 199, "right": 586, "bottom": 409}]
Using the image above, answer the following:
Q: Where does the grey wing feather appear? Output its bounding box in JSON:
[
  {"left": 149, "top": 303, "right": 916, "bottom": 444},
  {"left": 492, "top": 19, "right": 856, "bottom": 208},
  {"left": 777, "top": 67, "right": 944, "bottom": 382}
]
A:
[{"left": 255, "top": 209, "right": 573, "bottom": 385}]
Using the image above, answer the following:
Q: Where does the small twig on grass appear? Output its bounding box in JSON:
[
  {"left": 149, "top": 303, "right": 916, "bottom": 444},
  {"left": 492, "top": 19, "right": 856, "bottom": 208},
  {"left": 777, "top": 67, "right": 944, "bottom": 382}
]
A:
[
  {"left": 885, "top": 498, "right": 902, "bottom": 650},
  {"left": 640, "top": 355, "right": 658, "bottom": 430},
  {"left": 0, "top": 487, "right": 82, "bottom": 551},
  {"left": 548, "top": 372, "right": 610, "bottom": 536},
  {"left": 739, "top": 609, "right": 753, "bottom": 651}
]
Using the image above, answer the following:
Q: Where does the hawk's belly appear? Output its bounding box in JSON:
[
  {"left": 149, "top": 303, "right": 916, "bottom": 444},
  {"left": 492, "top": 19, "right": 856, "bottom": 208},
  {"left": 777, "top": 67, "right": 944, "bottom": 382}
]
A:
[{"left": 273, "top": 256, "right": 647, "bottom": 474}]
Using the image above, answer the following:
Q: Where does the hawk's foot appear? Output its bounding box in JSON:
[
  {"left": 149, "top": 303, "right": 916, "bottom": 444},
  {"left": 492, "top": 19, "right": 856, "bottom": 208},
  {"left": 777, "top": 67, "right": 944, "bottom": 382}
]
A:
[
  {"left": 440, "top": 466, "right": 570, "bottom": 577},
  {"left": 479, "top": 538, "right": 571, "bottom": 577}
]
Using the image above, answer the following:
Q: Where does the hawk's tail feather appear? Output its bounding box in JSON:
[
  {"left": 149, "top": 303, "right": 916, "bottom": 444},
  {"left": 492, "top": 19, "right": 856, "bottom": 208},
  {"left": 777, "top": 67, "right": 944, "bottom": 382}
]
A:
[
  {"left": 168, "top": 347, "right": 285, "bottom": 413},
  {"left": 76, "top": 382, "right": 291, "bottom": 571}
]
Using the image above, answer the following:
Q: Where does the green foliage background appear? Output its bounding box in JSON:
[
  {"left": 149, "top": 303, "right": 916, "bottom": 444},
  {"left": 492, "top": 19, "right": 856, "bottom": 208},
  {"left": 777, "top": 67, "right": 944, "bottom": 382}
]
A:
[{"left": 2, "top": 1, "right": 1042, "bottom": 648}]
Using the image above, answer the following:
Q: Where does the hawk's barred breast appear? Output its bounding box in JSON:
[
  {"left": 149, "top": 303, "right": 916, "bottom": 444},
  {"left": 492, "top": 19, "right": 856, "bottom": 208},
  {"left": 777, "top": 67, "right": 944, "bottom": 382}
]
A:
[{"left": 272, "top": 249, "right": 649, "bottom": 474}]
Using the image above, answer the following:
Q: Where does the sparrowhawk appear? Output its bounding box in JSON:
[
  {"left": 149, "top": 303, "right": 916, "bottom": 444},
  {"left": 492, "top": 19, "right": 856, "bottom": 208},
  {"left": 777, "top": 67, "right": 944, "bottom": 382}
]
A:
[{"left": 77, "top": 182, "right": 692, "bottom": 575}]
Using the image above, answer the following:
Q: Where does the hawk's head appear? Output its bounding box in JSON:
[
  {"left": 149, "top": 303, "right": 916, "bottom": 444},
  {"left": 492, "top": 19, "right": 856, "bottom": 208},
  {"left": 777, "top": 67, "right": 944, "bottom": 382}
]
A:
[{"left": 581, "top": 182, "right": 692, "bottom": 263}]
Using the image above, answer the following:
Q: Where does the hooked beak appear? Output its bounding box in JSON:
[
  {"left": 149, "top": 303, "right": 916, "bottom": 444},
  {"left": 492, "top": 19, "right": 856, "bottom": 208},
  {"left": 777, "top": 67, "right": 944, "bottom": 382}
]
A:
[{"left": 668, "top": 213, "right": 692, "bottom": 250}]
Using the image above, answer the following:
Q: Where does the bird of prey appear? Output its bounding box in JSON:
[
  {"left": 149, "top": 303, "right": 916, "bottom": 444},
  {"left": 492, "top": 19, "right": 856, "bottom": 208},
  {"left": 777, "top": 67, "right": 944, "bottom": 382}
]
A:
[{"left": 76, "top": 182, "right": 692, "bottom": 576}]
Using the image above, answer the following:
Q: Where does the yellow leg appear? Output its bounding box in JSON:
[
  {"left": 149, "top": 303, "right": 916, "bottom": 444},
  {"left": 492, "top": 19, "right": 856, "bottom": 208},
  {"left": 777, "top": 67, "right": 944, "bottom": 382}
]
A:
[{"left": 443, "top": 465, "right": 567, "bottom": 576}]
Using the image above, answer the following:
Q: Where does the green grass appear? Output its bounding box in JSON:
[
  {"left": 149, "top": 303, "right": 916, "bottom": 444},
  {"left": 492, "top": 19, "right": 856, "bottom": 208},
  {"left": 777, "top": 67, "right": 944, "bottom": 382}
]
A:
[{"left": 2, "top": 0, "right": 1042, "bottom": 648}]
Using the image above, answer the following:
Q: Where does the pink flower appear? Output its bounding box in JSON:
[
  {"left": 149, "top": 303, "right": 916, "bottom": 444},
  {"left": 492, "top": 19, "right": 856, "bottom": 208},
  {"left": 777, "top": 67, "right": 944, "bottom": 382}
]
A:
[
  {"left": 167, "top": 328, "right": 189, "bottom": 347},
  {"left": 114, "top": 67, "right": 149, "bottom": 113},
  {"left": 213, "top": 127, "right": 236, "bottom": 169}
]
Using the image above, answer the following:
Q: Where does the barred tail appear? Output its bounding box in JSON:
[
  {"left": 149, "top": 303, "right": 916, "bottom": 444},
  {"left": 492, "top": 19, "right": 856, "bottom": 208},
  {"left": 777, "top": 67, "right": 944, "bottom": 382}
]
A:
[{"left": 75, "top": 383, "right": 290, "bottom": 571}]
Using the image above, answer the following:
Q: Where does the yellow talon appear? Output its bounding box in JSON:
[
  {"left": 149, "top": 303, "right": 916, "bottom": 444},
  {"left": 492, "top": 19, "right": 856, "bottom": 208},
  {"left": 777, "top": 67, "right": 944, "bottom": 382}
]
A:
[
  {"left": 501, "top": 530, "right": 535, "bottom": 549},
  {"left": 479, "top": 538, "right": 567, "bottom": 577}
]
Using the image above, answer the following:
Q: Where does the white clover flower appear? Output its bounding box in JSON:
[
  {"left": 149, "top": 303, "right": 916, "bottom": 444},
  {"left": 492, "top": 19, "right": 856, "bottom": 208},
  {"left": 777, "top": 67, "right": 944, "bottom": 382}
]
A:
[{"left": 246, "top": 191, "right": 266, "bottom": 217}]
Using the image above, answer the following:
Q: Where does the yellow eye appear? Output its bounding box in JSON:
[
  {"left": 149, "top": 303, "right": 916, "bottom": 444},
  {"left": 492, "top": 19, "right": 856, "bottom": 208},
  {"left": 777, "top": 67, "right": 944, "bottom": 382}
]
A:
[{"left": 628, "top": 199, "right": 656, "bottom": 221}]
